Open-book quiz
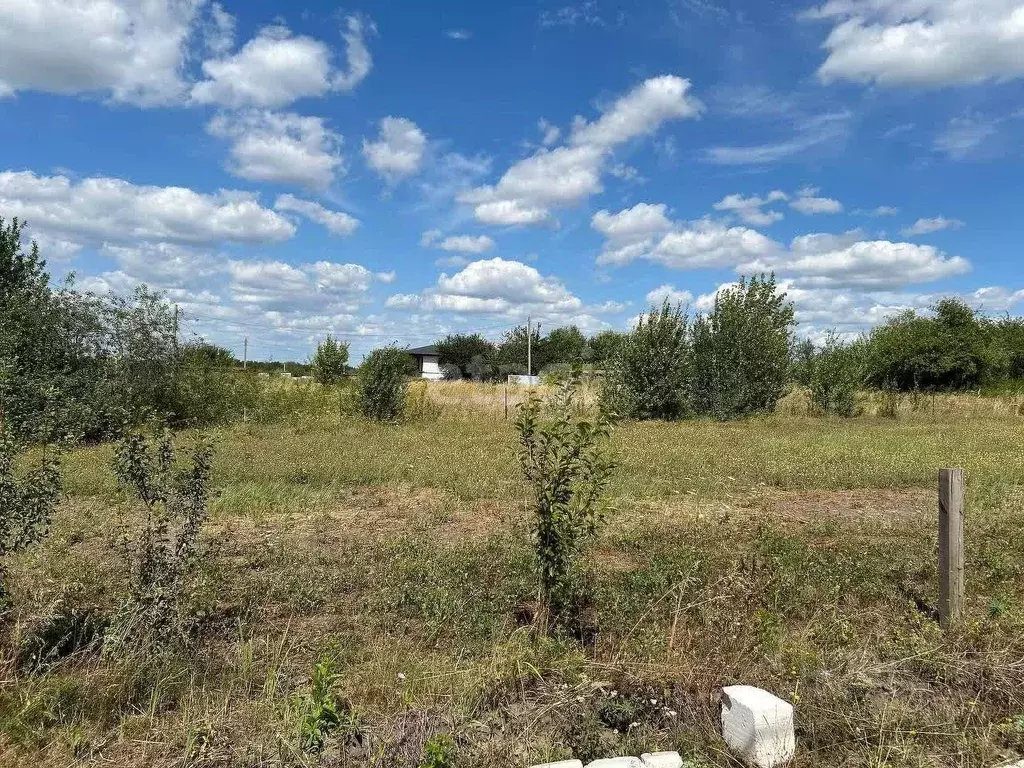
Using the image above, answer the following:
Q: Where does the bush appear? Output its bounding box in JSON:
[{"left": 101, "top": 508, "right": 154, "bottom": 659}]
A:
[
  {"left": 605, "top": 300, "right": 690, "bottom": 420},
  {"left": 108, "top": 431, "right": 213, "bottom": 653},
  {"left": 0, "top": 428, "right": 60, "bottom": 605},
  {"left": 690, "top": 274, "right": 795, "bottom": 419},
  {"left": 809, "top": 334, "right": 863, "bottom": 417},
  {"left": 312, "top": 335, "right": 350, "bottom": 385},
  {"left": 515, "top": 380, "right": 616, "bottom": 630},
  {"left": 864, "top": 298, "right": 1003, "bottom": 392},
  {"left": 357, "top": 347, "right": 415, "bottom": 421}
]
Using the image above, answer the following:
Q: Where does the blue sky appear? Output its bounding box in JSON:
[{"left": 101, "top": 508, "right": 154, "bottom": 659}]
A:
[{"left": 1, "top": 0, "right": 1022, "bottom": 361}]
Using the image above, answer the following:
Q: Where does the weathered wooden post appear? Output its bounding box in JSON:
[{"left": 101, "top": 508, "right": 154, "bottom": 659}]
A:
[{"left": 938, "top": 468, "right": 965, "bottom": 628}]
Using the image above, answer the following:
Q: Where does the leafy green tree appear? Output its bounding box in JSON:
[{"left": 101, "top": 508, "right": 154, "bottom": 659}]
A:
[
  {"left": 357, "top": 347, "right": 415, "bottom": 421},
  {"left": 993, "top": 317, "right": 1024, "bottom": 380},
  {"left": 436, "top": 334, "right": 495, "bottom": 380},
  {"left": 545, "top": 325, "right": 588, "bottom": 367},
  {"left": 515, "top": 380, "right": 615, "bottom": 629},
  {"left": 312, "top": 335, "right": 350, "bottom": 385},
  {"left": 497, "top": 325, "right": 546, "bottom": 376},
  {"left": 588, "top": 330, "right": 627, "bottom": 368},
  {"left": 690, "top": 275, "right": 795, "bottom": 419},
  {"left": 809, "top": 333, "right": 864, "bottom": 417},
  {"left": 864, "top": 298, "right": 1002, "bottom": 391},
  {"left": 605, "top": 301, "right": 690, "bottom": 420}
]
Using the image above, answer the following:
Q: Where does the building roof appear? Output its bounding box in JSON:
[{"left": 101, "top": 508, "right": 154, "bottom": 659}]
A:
[{"left": 406, "top": 344, "right": 439, "bottom": 356}]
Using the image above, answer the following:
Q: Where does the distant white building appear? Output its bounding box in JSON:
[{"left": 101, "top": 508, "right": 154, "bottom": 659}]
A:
[{"left": 407, "top": 345, "right": 444, "bottom": 380}]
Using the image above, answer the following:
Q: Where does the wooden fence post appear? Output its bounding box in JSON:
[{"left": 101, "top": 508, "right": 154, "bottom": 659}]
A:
[{"left": 938, "top": 468, "right": 965, "bottom": 628}]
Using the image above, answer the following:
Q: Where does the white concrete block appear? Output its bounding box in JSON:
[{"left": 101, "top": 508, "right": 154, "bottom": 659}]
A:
[
  {"left": 585, "top": 759, "right": 644, "bottom": 768},
  {"left": 530, "top": 762, "right": 583, "bottom": 768},
  {"left": 720, "top": 685, "right": 795, "bottom": 768},
  {"left": 641, "top": 752, "right": 684, "bottom": 768}
]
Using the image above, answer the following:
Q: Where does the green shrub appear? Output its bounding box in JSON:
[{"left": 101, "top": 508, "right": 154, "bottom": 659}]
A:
[
  {"left": 809, "top": 334, "right": 864, "bottom": 417},
  {"left": 420, "top": 734, "right": 457, "bottom": 768},
  {"left": 0, "top": 428, "right": 60, "bottom": 605},
  {"left": 357, "top": 347, "right": 415, "bottom": 421},
  {"left": 690, "top": 274, "right": 795, "bottom": 419},
  {"left": 515, "top": 380, "right": 616, "bottom": 629},
  {"left": 294, "top": 657, "right": 356, "bottom": 753},
  {"left": 605, "top": 300, "right": 690, "bottom": 420},
  {"left": 108, "top": 431, "right": 213, "bottom": 653},
  {"left": 864, "top": 298, "right": 1004, "bottom": 392},
  {"left": 311, "top": 335, "right": 350, "bottom": 385}
]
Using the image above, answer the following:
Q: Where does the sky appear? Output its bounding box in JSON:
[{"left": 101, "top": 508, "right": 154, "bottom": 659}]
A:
[{"left": 1, "top": 0, "right": 1023, "bottom": 362}]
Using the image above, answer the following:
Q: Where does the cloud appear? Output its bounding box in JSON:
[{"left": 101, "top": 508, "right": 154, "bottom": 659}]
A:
[
  {"left": 594, "top": 201, "right": 971, "bottom": 290},
  {"left": 538, "top": 118, "right": 561, "bottom": 146},
  {"left": 0, "top": 169, "right": 295, "bottom": 249},
  {"left": 387, "top": 257, "right": 583, "bottom": 316},
  {"left": 790, "top": 185, "right": 843, "bottom": 214},
  {"left": 900, "top": 216, "right": 965, "bottom": 236},
  {"left": 228, "top": 258, "right": 382, "bottom": 313},
  {"left": 934, "top": 113, "right": 998, "bottom": 159},
  {"left": 713, "top": 191, "right": 788, "bottom": 226},
  {"left": 445, "top": 29, "right": 472, "bottom": 40},
  {"left": 703, "top": 111, "right": 849, "bottom": 165},
  {"left": 743, "top": 231, "right": 971, "bottom": 288},
  {"left": 191, "top": 15, "right": 372, "bottom": 108},
  {"left": 0, "top": 0, "right": 207, "bottom": 105},
  {"left": 539, "top": 2, "right": 606, "bottom": 27},
  {"left": 274, "top": 194, "right": 359, "bottom": 236},
  {"left": 809, "top": 0, "right": 1024, "bottom": 87},
  {"left": 645, "top": 284, "right": 693, "bottom": 306},
  {"left": 207, "top": 111, "right": 344, "bottom": 190},
  {"left": 593, "top": 203, "right": 777, "bottom": 269},
  {"left": 363, "top": 116, "right": 428, "bottom": 181},
  {"left": 421, "top": 230, "right": 495, "bottom": 254},
  {"left": 868, "top": 205, "right": 899, "bottom": 217},
  {"left": 462, "top": 76, "right": 701, "bottom": 226}
]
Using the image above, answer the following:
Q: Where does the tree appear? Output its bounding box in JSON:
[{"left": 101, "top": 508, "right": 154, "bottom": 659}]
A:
[
  {"left": 809, "top": 333, "right": 864, "bottom": 417},
  {"left": 690, "top": 275, "right": 795, "bottom": 419},
  {"left": 497, "top": 325, "right": 546, "bottom": 375},
  {"left": 436, "top": 334, "right": 495, "bottom": 380},
  {"left": 312, "top": 335, "right": 350, "bottom": 385},
  {"left": 545, "top": 325, "right": 588, "bottom": 367},
  {"left": 605, "top": 300, "right": 690, "bottom": 420},
  {"left": 588, "top": 330, "right": 627, "bottom": 368},
  {"left": 515, "top": 380, "right": 615, "bottom": 629},
  {"left": 357, "top": 347, "right": 415, "bottom": 421}
]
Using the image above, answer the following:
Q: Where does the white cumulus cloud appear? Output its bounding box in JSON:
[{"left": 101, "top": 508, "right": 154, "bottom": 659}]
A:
[
  {"left": 207, "top": 111, "right": 344, "bottom": 190},
  {"left": 0, "top": 0, "right": 204, "bottom": 105},
  {"left": 713, "top": 191, "right": 788, "bottom": 226},
  {"left": 421, "top": 230, "right": 495, "bottom": 254},
  {"left": 461, "top": 76, "right": 702, "bottom": 226},
  {"left": 274, "top": 194, "right": 359, "bottom": 236},
  {"left": 901, "top": 216, "right": 965, "bottom": 236},
  {"left": 191, "top": 15, "right": 372, "bottom": 108},
  {"left": 790, "top": 186, "right": 843, "bottom": 215},
  {"left": 809, "top": 0, "right": 1024, "bottom": 87},
  {"left": 0, "top": 169, "right": 295, "bottom": 248},
  {"left": 363, "top": 116, "right": 428, "bottom": 181}
]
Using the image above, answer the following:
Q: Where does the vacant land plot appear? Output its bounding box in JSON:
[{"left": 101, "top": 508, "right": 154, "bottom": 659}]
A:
[{"left": 3, "top": 385, "right": 1024, "bottom": 767}]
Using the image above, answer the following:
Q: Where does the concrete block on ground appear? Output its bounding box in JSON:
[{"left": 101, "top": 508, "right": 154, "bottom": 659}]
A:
[
  {"left": 641, "top": 752, "right": 684, "bottom": 768},
  {"left": 721, "top": 685, "right": 795, "bottom": 768},
  {"left": 585, "top": 758, "right": 644, "bottom": 768},
  {"left": 530, "top": 761, "right": 584, "bottom": 768}
]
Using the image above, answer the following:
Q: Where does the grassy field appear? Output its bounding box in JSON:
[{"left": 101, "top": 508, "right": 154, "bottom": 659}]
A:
[{"left": 3, "top": 382, "right": 1024, "bottom": 767}]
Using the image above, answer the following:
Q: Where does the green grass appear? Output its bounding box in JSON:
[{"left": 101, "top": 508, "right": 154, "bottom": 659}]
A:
[{"left": 4, "top": 388, "right": 1024, "bottom": 767}]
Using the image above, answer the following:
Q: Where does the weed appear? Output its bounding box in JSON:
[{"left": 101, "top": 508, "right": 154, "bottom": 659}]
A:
[{"left": 107, "top": 431, "right": 213, "bottom": 653}]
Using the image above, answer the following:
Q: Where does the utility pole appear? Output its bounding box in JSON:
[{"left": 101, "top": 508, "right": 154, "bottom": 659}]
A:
[
  {"left": 243, "top": 337, "right": 248, "bottom": 369},
  {"left": 527, "top": 314, "right": 532, "bottom": 378}
]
